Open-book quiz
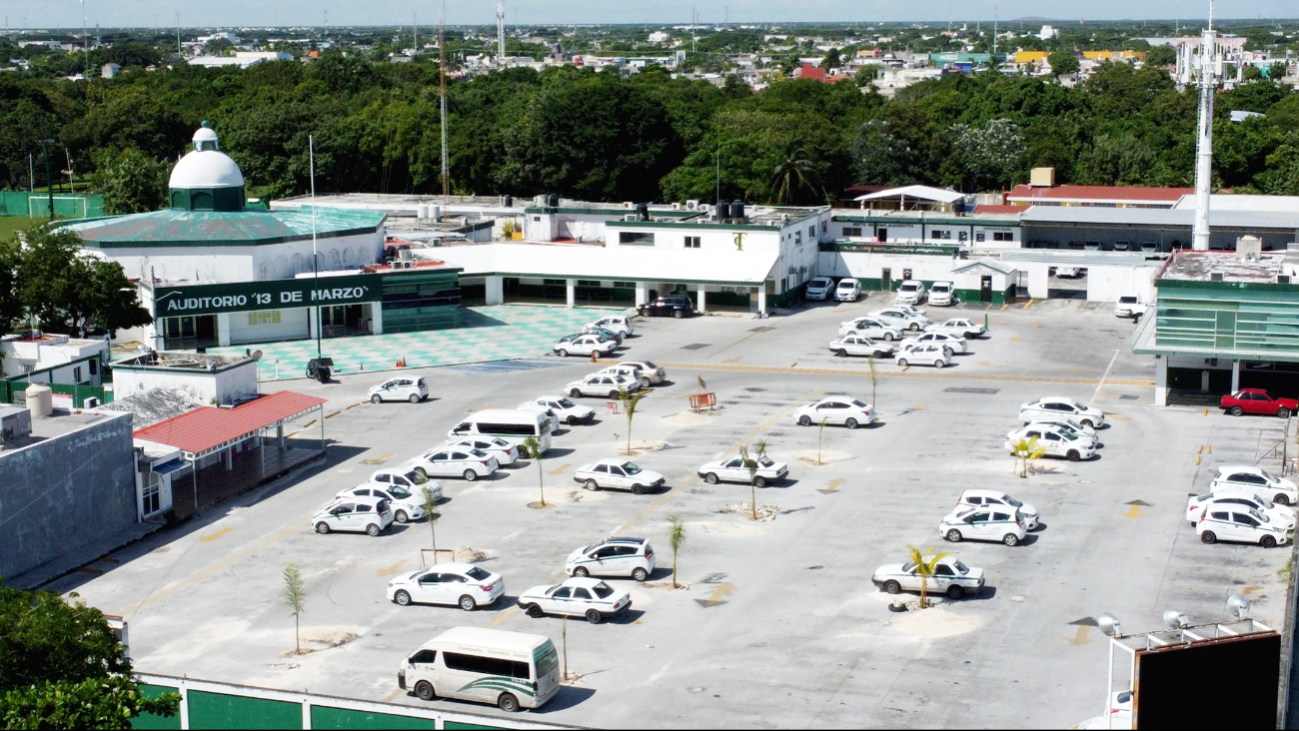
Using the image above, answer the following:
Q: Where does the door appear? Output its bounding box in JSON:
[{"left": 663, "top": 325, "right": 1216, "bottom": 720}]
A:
[
  {"left": 930, "top": 564, "right": 955, "bottom": 592},
  {"left": 980, "top": 275, "right": 993, "bottom": 302},
  {"left": 549, "top": 586, "right": 574, "bottom": 615},
  {"left": 331, "top": 503, "right": 356, "bottom": 532},
  {"left": 881, "top": 268, "right": 892, "bottom": 291},
  {"left": 967, "top": 511, "right": 993, "bottom": 540},
  {"left": 590, "top": 546, "right": 619, "bottom": 574},
  {"left": 877, "top": 228, "right": 888, "bottom": 242},
  {"left": 415, "top": 572, "right": 447, "bottom": 604},
  {"left": 606, "top": 464, "right": 628, "bottom": 488},
  {"left": 570, "top": 587, "right": 594, "bottom": 616}
]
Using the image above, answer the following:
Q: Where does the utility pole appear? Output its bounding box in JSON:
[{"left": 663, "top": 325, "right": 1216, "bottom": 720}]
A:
[
  {"left": 37, "top": 140, "right": 54, "bottom": 219},
  {"left": 439, "top": 0, "right": 449, "bottom": 197},
  {"left": 497, "top": 0, "right": 506, "bottom": 64},
  {"left": 310, "top": 135, "right": 321, "bottom": 358},
  {"left": 176, "top": 14, "right": 181, "bottom": 58},
  {"left": 81, "top": 0, "right": 88, "bottom": 78},
  {"left": 413, "top": 12, "right": 417, "bottom": 56},
  {"left": 1192, "top": 0, "right": 1218, "bottom": 251},
  {"left": 691, "top": 6, "right": 697, "bottom": 54}
]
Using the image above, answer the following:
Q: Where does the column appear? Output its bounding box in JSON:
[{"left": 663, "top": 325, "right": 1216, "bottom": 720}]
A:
[
  {"left": 307, "top": 307, "right": 319, "bottom": 340},
  {"left": 485, "top": 275, "right": 504, "bottom": 305},
  {"left": 566, "top": 279, "right": 576, "bottom": 308},
  {"left": 369, "top": 303, "right": 383, "bottom": 335},
  {"left": 757, "top": 287, "right": 768, "bottom": 315},
  {"left": 1154, "top": 356, "right": 1168, "bottom": 406},
  {"left": 696, "top": 284, "right": 707, "bottom": 314},
  {"left": 223, "top": 448, "right": 233, "bottom": 470},
  {"left": 635, "top": 283, "right": 648, "bottom": 307},
  {"left": 216, "top": 312, "right": 232, "bottom": 347},
  {"left": 1027, "top": 266, "right": 1050, "bottom": 299},
  {"left": 277, "top": 423, "right": 285, "bottom": 449},
  {"left": 1231, "top": 360, "right": 1241, "bottom": 394}
]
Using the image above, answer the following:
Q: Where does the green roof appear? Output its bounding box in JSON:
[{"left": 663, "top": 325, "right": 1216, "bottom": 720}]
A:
[{"left": 62, "top": 206, "right": 386, "bottom": 248}]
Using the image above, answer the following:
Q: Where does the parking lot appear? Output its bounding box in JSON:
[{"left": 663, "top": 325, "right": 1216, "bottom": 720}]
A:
[{"left": 53, "top": 292, "right": 1293, "bottom": 729}]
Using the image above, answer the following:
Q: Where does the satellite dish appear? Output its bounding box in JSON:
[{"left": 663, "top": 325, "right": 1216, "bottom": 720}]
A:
[
  {"left": 251, "top": 350, "right": 263, "bottom": 360},
  {"left": 1098, "top": 612, "right": 1122, "bottom": 637},
  {"left": 1227, "top": 594, "right": 1251, "bottom": 619},
  {"left": 1163, "top": 609, "right": 1188, "bottom": 630}
]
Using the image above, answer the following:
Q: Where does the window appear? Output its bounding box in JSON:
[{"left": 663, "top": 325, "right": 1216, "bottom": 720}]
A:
[
  {"left": 934, "top": 565, "right": 954, "bottom": 576},
  {"left": 577, "top": 280, "right": 601, "bottom": 287},
  {"left": 613, "top": 281, "right": 635, "bottom": 289},
  {"left": 843, "top": 227, "right": 863, "bottom": 237},
  {"left": 993, "top": 231, "right": 1014, "bottom": 242},
  {"left": 409, "top": 649, "right": 437, "bottom": 664},
  {"left": 478, "top": 422, "right": 538, "bottom": 436},
  {"left": 808, "top": 226, "right": 815, "bottom": 240},
  {"left": 573, "top": 588, "right": 592, "bottom": 600},
  {"left": 976, "top": 232, "right": 986, "bottom": 242},
  {"left": 89, "top": 360, "right": 98, "bottom": 376},
  {"left": 73, "top": 366, "right": 82, "bottom": 382},
  {"left": 142, "top": 480, "right": 161, "bottom": 515},
  {"left": 684, "top": 236, "right": 701, "bottom": 249},
  {"left": 821, "top": 221, "right": 828, "bottom": 233},
  {"left": 532, "top": 216, "right": 541, "bottom": 222},
  {"left": 442, "top": 652, "right": 531, "bottom": 679},
  {"left": 619, "top": 231, "right": 655, "bottom": 245},
  {"left": 932, "top": 230, "right": 951, "bottom": 240},
  {"left": 795, "top": 231, "right": 803, "bottom": 245},
  {"left": 543, "top": 278, "right": 565, "bottom": 286}
]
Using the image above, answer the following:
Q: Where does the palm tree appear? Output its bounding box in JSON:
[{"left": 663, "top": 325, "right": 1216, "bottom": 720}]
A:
[
  {"left": 667, "top": 515, "right": 686, "bottom": 588},
  {"left": 283, "top": 564, "right": 306, "bottom": 655},
  {"left": 618, "top": 385, "right": 648, "bottom": 456},
  {"left": 906, "top": 545, "right": 951, "bottom": 609},
  {"left": 422, "top": 486, "right": 441, "bottom": 564},
  {"left": 739, "top": 439, "right": 769, "bottom": 521},
  {"left": 868, "top": 354, "right": 879, "bottom": 408},
  {"left": 1010, "top": 435, "right": 1047, "bottom": 478},
  {"left": 522, "top": 436, "right": 546, "bottom": 507},
  {"left": 770, "top": 147, "right": 822, "bottom": 205}
]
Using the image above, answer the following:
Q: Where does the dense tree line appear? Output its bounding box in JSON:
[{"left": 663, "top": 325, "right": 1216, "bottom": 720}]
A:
[{"left": 1, "top": 51, "right": 1297, "bottom": 211}]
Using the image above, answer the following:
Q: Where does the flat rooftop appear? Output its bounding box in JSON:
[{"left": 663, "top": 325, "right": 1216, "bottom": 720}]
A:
[
  {"left": 273, "top": 193, "right": 519, "bottom": 212},
  {"left": 1158, "top": 250, "right": 1288, "bottom": 284},
  {"left": 113, "top": 350, "right": 260, "bottom": 372},
  {"left": 0, "top": 408, "right": 130, "bottom": 453}
]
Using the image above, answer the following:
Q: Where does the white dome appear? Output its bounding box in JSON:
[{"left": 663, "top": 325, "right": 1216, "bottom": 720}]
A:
[
  {"left": 193, "top": 127, "right": 219, "bottom": 145},
  {"left": 169, "top": 150, "right": 244, "bottom": 189}
]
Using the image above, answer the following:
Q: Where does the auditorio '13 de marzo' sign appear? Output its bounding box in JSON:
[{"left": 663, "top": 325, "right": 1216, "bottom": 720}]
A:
[{"left": 150, "top": 275, "right": 380, "bottom": 317}]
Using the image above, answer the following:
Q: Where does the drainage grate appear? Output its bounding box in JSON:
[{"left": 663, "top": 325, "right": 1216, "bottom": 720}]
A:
[
  {"left": 680, "top": 343, "right": 711, "bottom": 350},
  {"left": 745, "top": 387, "right": 766, "bottom": 392},
  {"left": 1120, "top": 394, "right": 1139, "bottom": 400},
  {"left": 748, "top": 326, "right": 775, "bottom": 333},
  {"left": 944, "top": 387, "right": 1000, "bottom": 395}
]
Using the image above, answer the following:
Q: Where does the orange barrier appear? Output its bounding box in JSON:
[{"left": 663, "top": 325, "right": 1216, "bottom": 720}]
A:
[{"left": 689, "top": 393, "right": 717, "bottom": 412}]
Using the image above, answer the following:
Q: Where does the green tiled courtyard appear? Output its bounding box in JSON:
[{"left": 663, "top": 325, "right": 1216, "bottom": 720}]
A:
[{"left": 210, "top": 305, "right": 619, "bottom": 381}]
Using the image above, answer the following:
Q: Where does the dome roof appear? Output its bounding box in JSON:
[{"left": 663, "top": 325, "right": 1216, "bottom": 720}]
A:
[
  {"left": 193, "top": 126, "right": 219, "bottom": 145},
  {"left": 169, "top": 150, "right": 245, "bottom": 189}
]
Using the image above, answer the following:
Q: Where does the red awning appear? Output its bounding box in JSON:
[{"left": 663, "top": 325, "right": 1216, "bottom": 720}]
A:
[{"left": 133, "top": 391, "right": 326, "bottom": 458}]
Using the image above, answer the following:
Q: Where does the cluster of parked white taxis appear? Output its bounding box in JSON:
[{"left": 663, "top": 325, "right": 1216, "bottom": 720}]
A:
[
  {"left": 1187, "top": 466, "right": 1298, "bottom": 547},
  {"left": 826, "top": 305, "right": 985, "bottom": 369},
  {"left": 1004, "top": 396, "right": 1106, "bottom": 462},
  {"left": 551, "top": 315, "right": 636, "bottom": 357}
]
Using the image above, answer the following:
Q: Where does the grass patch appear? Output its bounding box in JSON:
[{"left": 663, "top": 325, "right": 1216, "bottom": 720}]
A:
[{"left": 0, "top": 216, "right": 37, "bottom": 240}]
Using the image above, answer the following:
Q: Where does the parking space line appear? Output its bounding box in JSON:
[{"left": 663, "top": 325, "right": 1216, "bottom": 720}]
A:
[
  {"left": 654, "top": 361, "right": 1154, "bottom": 387},
  {"left": 1022, "top": 299, "right": 1034, "bottom": 310},
  {"left": 1089, "top": 349, "right": 1121, "bottom": 406}
]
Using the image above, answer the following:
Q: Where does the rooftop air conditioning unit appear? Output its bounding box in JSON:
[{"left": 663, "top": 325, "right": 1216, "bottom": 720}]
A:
[
  {"left": 623, "top": 201, "right": 635, "bottom": 209},
  {"left": 624, "top": 214, "right": 638, "bottom": 221},
  {"left": 1210, "top": 271, "right": 1224, "bottom": 282},
  {"left": 686, "top": 200, "right": 700, "bottom": 210},
  {"left": 671, "top": 202, "right": 682, "bottom": 210},
  {"left": 1279, "top": 275, "right": 1291, "bottom": 284},
  {"left": 698, "top": 204, "right": 711, "bottom": 215},
  {"left": 534, "top": 194, "right": 548, "bottom": 206}
]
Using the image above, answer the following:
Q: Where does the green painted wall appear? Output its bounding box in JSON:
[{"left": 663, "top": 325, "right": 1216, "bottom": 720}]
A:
[
  {"left": 130, "top": 685, "right": 182, "bottom": 730},
  {"left": 187, "top": 690, "right": 302, "bottom": 730},
  {"left": 444, "top": 722, "right": 510, "bottom": 731},
  {"left": 310, "top": 705, "right": 438, "bottom": 730}
]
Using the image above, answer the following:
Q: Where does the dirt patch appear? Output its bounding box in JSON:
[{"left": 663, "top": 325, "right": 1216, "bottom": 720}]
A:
[
  {"left": 278, "top": 626, "right": 362, "bottom": 657},
  {"left": 644, "top": 581, "right": 690, "bottom": 591},
  {"left": 660, "top": 412, "right": 714, "bottom": 426},
  {"left": 722, "top": 503, "right": 780, "bottom": 522},
  {"left": 792, "top": 449, "right": 854, "bottom": 466},
  {"left": 618, "top": 439, "right": 667, "bottom": 455},
  {"left": 889, "top": 606, "right": 986, "bottom": 638},
  {"left": 527, "top": 501, "right": 557, "bottom": 510},
  {"left": 452, "top": 545, "right": 488, "bottom": 562}
]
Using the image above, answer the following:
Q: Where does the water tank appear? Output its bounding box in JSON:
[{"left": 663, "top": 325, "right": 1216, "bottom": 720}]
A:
[
  {"left": 730, "top": 200, "right": 745, "bottom": 221},
  {"left": 430, "top": 204, "right": 443, "bottom": 222},
  {"left": 547, "top": 194, "right": 559, "bottom": 208},
  {"left": 26, "top": 384, "right": 53, "bottom": 418},
  {"left": 416, "top": 204, "right": 430, "bottom": 219},
  {"left": 716, "top": 198, "right": 726, "bottom": 220},
  {"left": 636, "top": 202, "right": 649, "bottom": 221},
  {"left": 502, "top": 194, "right": 513, "bottom": 207}
]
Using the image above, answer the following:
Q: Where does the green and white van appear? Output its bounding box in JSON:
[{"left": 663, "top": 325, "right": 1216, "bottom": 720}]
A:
[{"left": 398, "top": 627, "right": 560, "bottom": 712}]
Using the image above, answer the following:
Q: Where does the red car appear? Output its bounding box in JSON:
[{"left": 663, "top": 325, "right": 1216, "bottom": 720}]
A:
[{"left": 1220, "top": 389, "right": 1298, "bottom": 418}]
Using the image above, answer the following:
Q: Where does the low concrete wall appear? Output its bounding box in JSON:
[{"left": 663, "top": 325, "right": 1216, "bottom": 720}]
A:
[{"left": 0, "top": 411, "right": 137, "bottom": 580}]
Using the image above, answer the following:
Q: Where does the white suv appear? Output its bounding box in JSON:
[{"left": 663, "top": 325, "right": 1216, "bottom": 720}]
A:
[
  {"left": 312, "top": 498, "right": 393, "bottom": 536},
  {"left": 896, "top": 342, "right": 951, "bottom": 368},
  {"left": 565, "top": 536, "right": 656, "bottom": 581},
  {"left": 1185, "top": 490, "right": 1296, "bottom": 530},
  {"left": 939, "top": 506, "right": 1027, "bottom": 546},
  {"left": 368, "top": 377, "right": 429, "bottom": 404},
  {"left": 896, "top": 280, "right": 926, "bottom": 305}
]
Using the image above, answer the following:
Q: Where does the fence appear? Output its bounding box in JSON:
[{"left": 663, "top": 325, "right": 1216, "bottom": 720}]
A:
[
  {"left": 0, "top": 191, "right": 105, "bottom": 219},
  {"left": 0, "top": 380, "right": 112, "bottom": 408},
  {"left": 131, "top": 674, "right": 577, "bottom": 731}
]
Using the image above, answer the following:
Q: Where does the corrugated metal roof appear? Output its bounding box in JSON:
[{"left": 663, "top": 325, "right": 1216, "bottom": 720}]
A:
[
  {"left": 427, "top": 242, "right": 779, "bottom": 286},
  {"left": 1008, "top": 184, "right": 1193, "bottom": 203},
  {"left": 1019, "top": 206, "right": 1299, "bottom": 230},
  {"left": 999, "top": 250, "right": 1162, "bottom": 267},
  {"left": 63, "top": 207, "right": 386, "bottom": 247},
  {"left": 133, "top": 391, "right": 326, "bottom": 458}
]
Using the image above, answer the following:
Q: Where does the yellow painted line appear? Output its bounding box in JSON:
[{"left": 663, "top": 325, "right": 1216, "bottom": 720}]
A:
[
  {"left": 117, "top": 521, "right": 311, "bottom": 617},
  {"left": 364, "top": 452, "right": 394, "bottom": 465},
  {"left": 1021, "top": 299, "right": 1033, "bottom": 310},
  {"left": 199, "top": 527, "right": 233, "bottom": 543},
  {"left": 383, "top": 689, "right": 405, "bottom": 703},
  {"left": 820, "top": 478, "right": 847, "bottom": 494},
  {"left": 487, "top": 606, "right": 519, "bottom": 628},
  {"left": 1029, "top": 322, "right": 1042, "bottom": 328},
  {"left": 470, "top": 404, "right": 495, "bottom": 413},
  {"left": 1107, "top": 414, "right": 1131, "bottom": 421},
  {"left": 999, "top": 304, "right": 1009, "bottom": 311},
  {"left": 77, "top": 566, "right": 104, "bottom": 574},
  {"left": 377, "top": 559, "right": 409, "bottom": 577},
  {"left": 913, "top": 404, "right": 927, "bottom": 410},
  {"left": 653, "top": 362, "right": 1154, "bottom": 387},
  {"left": 546, "top": 463, "right": 571, "bottom": 476},
  {"left": 300, "top": 419, "right": 317, "bottom": 429},
  {"left": 1065, "top": 626, "right": 1094, "bottom": 646},
  {"left": 1123, "top": 505, "right": 1143, "bottom": 518},
  {"left": 724, "top": 357, "right": 742, "bottom": 363},
  {"left": 325, "top": 410, "right": 342, "bottom": 419},
  {"left": 705, "top": 583, "right": 737, "bottom": 602},
  {"left": 285, "top": 431, "right": 300, "bottom": 438},
  {"left": 346, "top": 402, "right": 363, "bottom": 410},
  {"left": 1008, "top": 337, "right": 1020, "bottom": 343}
]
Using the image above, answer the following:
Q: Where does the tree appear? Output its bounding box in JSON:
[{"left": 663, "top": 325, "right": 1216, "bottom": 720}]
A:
[
  {"left": 1241, "top": 65, "right": 1264, "bottom": 83},
  {"left": 905, "top": 544, "right": 952, "bottom": 609},
  {"left": 667, "top": 515, "right": 686, "bottom": 588},
  {"left": 0, "top": 237, "right": 20, "bottom": 338},
  {"left": 770, "top": 147, "right": 822, "bottom": 205},
  {"left": 1010, "top": 435, "right": 1046, "bottom": 478},
  {"left": 1048, "top": 52, "right": 1079, "bottom": 79},
  {"left": 283, "top": 564, "right": 306, "bottom": 655},
  {"left": 851, "top": 119, "right": 913, "bottom": 186},
  {"left": 16, "top": 226, "right": 153, "bottom": 337},
  {"left": 738, "top": 439, "right": 769, "bottom": 521},
  {"left": 868, "top": 354, "right": 878, "bottom": 409},
  {"left": 522, "top": 436, "right": 546, "bottom": 507},
  {"left": 949, "top": 118, "right": 1025, "bottom": 192},
  {"left": 817, "top": 417, "right": 827, "bottom": 466},
  {"left": 821, "top": 48, "right": 842, "bottom": 73},
  {"left": 0, "top": 583, "right": 179, "bottom": 729},
  {"left": 422, "top": 486, "right": 441, "bottom": 564},
  {"left": 1268, "top": 62, "right": 1288, "bottom": 82},
  {"left": 617, "top": 385, "right": 648, "bottom": 456},
  {"left": 90, "top": 148, "right": 170, "bottom": 215},
  {"left": 1146, "top": 44, "right": 1177, "bottom": 67}
]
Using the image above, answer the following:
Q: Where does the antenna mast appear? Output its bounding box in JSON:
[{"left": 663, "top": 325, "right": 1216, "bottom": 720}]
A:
[
  {"left": 497, "top": 0, "right": 506, "bottom": 64},
  {"left": 1191, "top": 0, "right": 1218, "bottom": 251},
  {"left": 439, "top": 0, "right": 449, "bottom": 197}
]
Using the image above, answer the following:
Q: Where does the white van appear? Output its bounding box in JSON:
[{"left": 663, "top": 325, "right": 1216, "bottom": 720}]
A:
[
  {"left": 449, "top": 409, "right": 552, "bottom": 453},
  {"left": 399, "top": 627, "right": 561, "bottom": 712}
]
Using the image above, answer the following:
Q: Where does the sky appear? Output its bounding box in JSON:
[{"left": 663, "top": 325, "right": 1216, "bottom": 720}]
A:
[{"left": 0, "top": 0, "right": 1294, "bottom": 30}]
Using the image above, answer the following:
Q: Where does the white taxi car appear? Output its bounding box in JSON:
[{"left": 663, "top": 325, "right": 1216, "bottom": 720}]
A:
[
  {"left": 573, "top": 459, "right": 666, "bottom": 494},
  {"left": 1197, "top": 506, "right": 1292, "bottom": 547},
  {"left": 1024, "top": 415, "right": 1097, "bottom": 441},
  {"left": 1210, "top": 466, "right": 1299, "bottom": 506},
  {"left": 793, "top": 397, "right": 875, "bottom": 428},
  {"left": 517, "top": 396, "right": 595, "bottom": 426},
  {"left": 939, "top": 506, "right": 1027, "bottom": 546},
  {"left": 1019, "top": 396, "right": 1106, "bottom": 429},
  {"left": 1185, "top": 491, "right": 1295, "bottom": 531},
  {"left": 553, "top": 333, "right": 617, "bottom": 358},
  {"left": 927, "top": 317, "right": 986, "bottom": 339},
  {"left": 835, "top": 279, "right": 862, "bottom": 302},
  {"left": 895, "top": 342, "right": 951, "bottom": 368},
  {"left": 518, "top": 577, "right": 632, "bottom": 623},
  {"left": 565, "top": 536, "right": 656, "bottom": 581},
  {"left": 1005, "top": 425, "right": 1096, "bottom": 461},
  {"left": 408, "top": 447, "right": 500, "bottom": 481},
  {"left": 927, "top": 281, "right": 955, "bottom": 307},
  {"left": 590, "top": 315, "right": 634, "bottom": 337},
  {"left": 838, "top": 317, "right": 904, "bottom": 341},
  {"left": 618, "top": 360, "right": 667, "bottom": 385},
  {"left": 368, "top": 377, "right": 429, "bottom": 404},
  {"left": 955, "top": 489, "right": 1039, "bottom": 530},
  {"left": 565, "top": 373, "right": 640, "bottom": 398},
  {"left": 895, "top": 280, "right": 926, "bottom": 305},
  {"left": 386, "top": 562, "right": 505, "bottom": 610},
  {"left": 439, "top": 436, "right": 520, "bottom": 466},
  {"left": 827, "top": 335, "right": 895, "bottom": 358},
  {"left": 872, "top": 555, "right": 985, "bottom": 599},
  {"left": 312, "top": 498, "right": 393, "bottom": 536},
  {"left": 902, "top": 331, "right": 967, "bottom": 354},
  {"left": 870, "top": 307, "right": 932, "bottom": 332},
  {"left": 337, "top": 483, "right": 438, "bottom": 524},
  {"left": 697, "top": 454, "right": 789, "bottom": 487},
  {"left": 596, "top": 364, "right": 651, "bottom": 389},
  {"left": 805, "top": 276, "right": 835, "bottom": 300}
]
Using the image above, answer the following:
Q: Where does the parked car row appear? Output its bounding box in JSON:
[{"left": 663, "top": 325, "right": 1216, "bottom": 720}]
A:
[
  {"left": 1186, "top": 466, "right": 1298, "bottom": 547},
  {"left": 804, "top": 277, "right": 960, "bottom": 308},
  {"left": 827, "top": 306, "right": 985, "bottom": 368}
]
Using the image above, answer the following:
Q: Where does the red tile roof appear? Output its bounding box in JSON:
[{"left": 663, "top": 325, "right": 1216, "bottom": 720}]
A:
[
  {"left": 973, "top": 204, "right": 1029, "bottom": 214},
  {"left": 1007, "top": 184, "right": 1194, "bottom": 203},
  {"left": 134, "top": 391, "right": 326, "bottom": 456}
]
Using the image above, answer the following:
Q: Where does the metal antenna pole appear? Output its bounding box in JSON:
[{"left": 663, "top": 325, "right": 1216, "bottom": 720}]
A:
[
  {"left": 439, "top": 0, "right": 449, "bottom": 197},
  {"left": 81, "top": 0, "right": 87, "bottom": 77},
  {"left": 1192, "top": 0, "right": 1216, "bottom": 251},
  {"left": 310, "top": 135, "right": 321, "bottom": 358},
  {"left": 497, "top": 0, "right": 506, "bottom": 63},
  {"left": 413, "top": 12, "right": 417, "bottom": 56}
]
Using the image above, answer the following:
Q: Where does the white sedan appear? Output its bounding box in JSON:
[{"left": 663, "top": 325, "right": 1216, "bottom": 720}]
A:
[
  {"left": 591, "top": 315, "right": 634, "bottom": 337},
  {"left": 927, "top": 317, "right": 986, "bottom": 339},
  {"left": 1197, "top": 506, "right": 1291, "bottom": 547},
  {"left": 311, "top": 498, "right": 393, "bottom": 536},
  {"left": 793, "top": 397, "right": 875, "bottom": 428},
  {"left": 697, "top": 455, "right": 789, "bottom": 487},
  {"left": 553, "top": 333, "right": 617, "bottom": 358},
  {"left": 337, "top": 483, "right": 438, "bottom": 524},
  {"left": 939, "top": 506, "right": 1027, "bottom": 546},
  {"left": 573, "top": 459, "right": 666, "bottom": 494},
  {"left": 1210, "top": 466, "right": 1299, "bottom": 506},
  {"left": 518, "top": 396, "right": 595, "bottom": 426},
  {"left": 870, "top": 307, "right": 932, "bottom": 332},
  {"left": 955, "top": 489, "right": 1039, "bottom": 530},
  {"left": 439, "top": 436, "right": 520, "bottom": 466},
  {"left": 386, "top": 562, "right": 505, "bottom": 611},
  {"left": 368, "top": 376, "right": 429, "bottom": 404},
  {"left": 1185, "top": 490, "right": 1296, "bottom": 530},
  {"left": 895, "top": 342, "right": 951, "bottom": 368},
  {"left": 518, "top": 577, "right": 632, "bottom": 623},
  {"left": 618, "top": 360, "right": 666, "bottom": 385},
  {"left": 838, "top": 317, "right": 903, "bottom": 341},
  {"left": 871, "top": 556, "right": 985, "bottom": 599},
  {"left": 596, "top": 364, "right": 651, "bottom": 389},
  {"left": 409, "top": 447, "right": 500, "bottom": 481},
  {"left": 827, "top": 335, "right": 895, "bottom": 358},
  {"left": 1005, "top": 425, "right": 1096, "bottom": 461},
  {"left": 566, "top": 373, "right": 640, "bottom": 398},
  {"left": 1025, "top": 415, "right": 1097, "bottom": 441},
  {"left": 1019, "top": 396, "right": 1106, "bottom": 429},
  {"left": 902, "top": 331, "right": 967, "bottom": 354}
]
